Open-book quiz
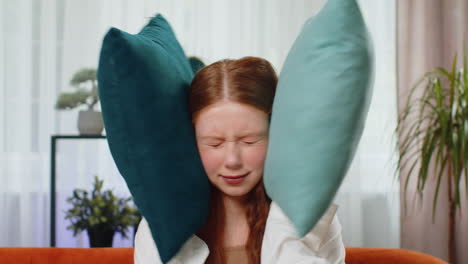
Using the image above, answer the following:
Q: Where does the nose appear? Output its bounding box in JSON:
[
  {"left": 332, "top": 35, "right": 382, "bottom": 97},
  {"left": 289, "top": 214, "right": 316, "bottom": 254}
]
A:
[{"left": 224, "top": 141, "right": 242, "bottom": 170}]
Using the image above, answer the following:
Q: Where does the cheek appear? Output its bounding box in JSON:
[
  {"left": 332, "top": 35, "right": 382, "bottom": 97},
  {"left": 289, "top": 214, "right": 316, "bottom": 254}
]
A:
[
  {"left": 245, "top": 144, "right": 268, "bottom": 170},
  {"left": 197, "top": 147, "right": 223, "bottom": 176}
]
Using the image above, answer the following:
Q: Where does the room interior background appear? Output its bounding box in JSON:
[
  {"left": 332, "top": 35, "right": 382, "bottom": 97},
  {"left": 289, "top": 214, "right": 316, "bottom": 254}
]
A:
[
  {"left": 397, "top": 0, "right": 468, "bottom": 263},
  {"left": 0, "top": 0, "right": 399, "bottom": 253}
]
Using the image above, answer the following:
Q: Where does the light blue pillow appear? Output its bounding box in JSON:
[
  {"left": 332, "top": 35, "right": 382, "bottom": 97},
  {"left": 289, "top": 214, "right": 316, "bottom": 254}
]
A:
[{"left": 264, "top": 0, "right": 374, "bottom": 236}]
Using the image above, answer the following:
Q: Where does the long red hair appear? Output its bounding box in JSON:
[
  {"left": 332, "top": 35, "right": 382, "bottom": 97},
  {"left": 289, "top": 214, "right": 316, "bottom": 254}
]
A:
[{"left": 189, "top": 56, "right": 277, "bottom": 264}]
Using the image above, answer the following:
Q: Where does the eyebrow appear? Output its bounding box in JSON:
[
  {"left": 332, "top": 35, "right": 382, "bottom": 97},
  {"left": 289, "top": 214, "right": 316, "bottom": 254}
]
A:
[{"left": 199, "top": 132, "right": 264, "bottom": 140}]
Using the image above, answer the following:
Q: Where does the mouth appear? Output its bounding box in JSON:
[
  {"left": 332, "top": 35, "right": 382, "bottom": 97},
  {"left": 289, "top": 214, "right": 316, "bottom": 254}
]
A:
[
  {"left": 220, "top": 172, "right": 250, "bottom": 184},
  {"left": 221, "top": 172, "right": 250, "bottom": 179}
]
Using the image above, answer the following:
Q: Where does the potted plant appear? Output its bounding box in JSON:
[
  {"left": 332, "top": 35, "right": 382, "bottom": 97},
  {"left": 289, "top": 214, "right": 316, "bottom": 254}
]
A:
[
  {"left": 64, "top": 175, "right": 141, "bottom": 247},
  {"left": 394, "top": 51, "right": 468, "bottom": 263},
  {"left": 55, "top": 68, "right": 104, "bottom": 135}
]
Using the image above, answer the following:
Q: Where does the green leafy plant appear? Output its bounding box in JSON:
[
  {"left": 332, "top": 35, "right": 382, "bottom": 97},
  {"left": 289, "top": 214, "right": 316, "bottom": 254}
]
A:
[
  {"left": 394, "top": 51, "right": 468, "bottom": 264},
  {"left": 55, "top": 68, "right": 99, "bottom": 110},
  {"left": 64, "top": 175, "right": 141, "bottom": 241}
]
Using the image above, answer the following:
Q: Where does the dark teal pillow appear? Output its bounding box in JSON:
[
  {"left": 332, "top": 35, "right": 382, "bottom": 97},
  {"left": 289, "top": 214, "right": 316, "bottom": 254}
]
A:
[
  {"left": 188, "top": 56, "right": 205, "bottom": 74},
  {"left": 97, "top": 14, "right": 210, "bottom": 263},
  {"left": 264, "top": 0, "right": 374, "bottom": 237}
]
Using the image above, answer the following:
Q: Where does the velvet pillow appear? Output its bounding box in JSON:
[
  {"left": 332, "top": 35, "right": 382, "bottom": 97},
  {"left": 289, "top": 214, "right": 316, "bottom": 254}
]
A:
[
  {"left": 264, "top": 0, "right": 374, "bottom": 237},
  {"left": 97, "top": 14, "right": 210, "bottom": 263}
]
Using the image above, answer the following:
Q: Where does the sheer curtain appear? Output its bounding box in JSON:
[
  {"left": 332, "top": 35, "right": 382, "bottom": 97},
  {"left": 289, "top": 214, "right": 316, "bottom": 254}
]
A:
[
  {"left": 397, "top": 1, "right": 468, "bottom": 262},
  {"left": 0, "top": 0, "right": 398, "bottom": 248},
  {"left": 336, "top": 0, "right": 400, "bottom": 248}
]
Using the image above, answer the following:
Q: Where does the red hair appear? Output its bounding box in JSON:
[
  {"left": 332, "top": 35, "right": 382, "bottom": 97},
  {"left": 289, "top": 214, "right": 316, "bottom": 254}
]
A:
[{"left": 189, "top": 56, "right": 277, "bottom": 264}]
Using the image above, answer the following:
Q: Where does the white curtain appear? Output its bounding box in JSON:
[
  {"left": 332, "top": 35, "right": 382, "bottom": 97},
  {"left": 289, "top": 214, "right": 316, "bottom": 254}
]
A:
[
  {"left": 0, "top": 0, "right": 399, "bottom": 249},
  {"left": 335, "top": 0, "right": 400, "bottom": 248}
]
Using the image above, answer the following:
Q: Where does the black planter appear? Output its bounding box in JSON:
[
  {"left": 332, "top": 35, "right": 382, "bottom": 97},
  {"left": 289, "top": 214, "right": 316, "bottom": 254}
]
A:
[{"left": 87, "top": 224, "right": 115, "bottom": 247}]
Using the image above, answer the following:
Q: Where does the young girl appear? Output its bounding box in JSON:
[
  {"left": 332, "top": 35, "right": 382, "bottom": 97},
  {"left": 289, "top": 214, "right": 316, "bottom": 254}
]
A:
[{"left": 134, "top": 56, "right": 345, "bottom": 264}]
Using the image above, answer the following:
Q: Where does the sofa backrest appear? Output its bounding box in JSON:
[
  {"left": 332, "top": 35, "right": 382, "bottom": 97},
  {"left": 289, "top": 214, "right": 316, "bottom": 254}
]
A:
[{"left": 0, "top": 247, "right": 447, "bottom": 264}]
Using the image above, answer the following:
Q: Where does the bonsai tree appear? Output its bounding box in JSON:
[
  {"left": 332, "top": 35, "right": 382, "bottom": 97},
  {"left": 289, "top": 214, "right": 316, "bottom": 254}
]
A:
[
  {"left": 394, "top": 51, "right": 468, "bottom": 263},
  {"left": 56, "top": 68, "right": 99, "bottom": 111},
  {"left": 64, "top": 175, "right": 141, "bottom": 247}
]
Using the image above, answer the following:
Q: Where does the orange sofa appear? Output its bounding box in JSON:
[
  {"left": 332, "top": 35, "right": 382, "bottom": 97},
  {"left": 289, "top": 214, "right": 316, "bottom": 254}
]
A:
[{"left": 0, "top": 247, "right": 447, "bottom": 263}]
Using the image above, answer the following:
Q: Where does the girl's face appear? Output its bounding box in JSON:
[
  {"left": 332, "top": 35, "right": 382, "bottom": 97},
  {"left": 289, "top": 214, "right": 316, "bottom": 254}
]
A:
[{"left": 194, "top": 101, "right": 270, "bottom": 198}]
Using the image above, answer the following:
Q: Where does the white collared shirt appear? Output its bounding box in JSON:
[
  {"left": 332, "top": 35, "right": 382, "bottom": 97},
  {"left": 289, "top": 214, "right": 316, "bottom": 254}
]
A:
[{"left": 134, "top": 201, "right": 346, "bottom": 264}]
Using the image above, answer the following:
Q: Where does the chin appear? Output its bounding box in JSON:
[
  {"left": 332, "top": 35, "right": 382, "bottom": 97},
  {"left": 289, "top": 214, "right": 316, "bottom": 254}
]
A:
[
  {"left": 221, "top": 187, "right": 251, "bottom": 197},
  {"left": 213, "top": 181, "right": 253, "bottom": 197}
]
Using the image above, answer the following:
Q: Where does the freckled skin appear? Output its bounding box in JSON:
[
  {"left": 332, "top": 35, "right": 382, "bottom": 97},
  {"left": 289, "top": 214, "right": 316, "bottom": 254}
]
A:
[{"left": 194, "top": 101, "right": 270, "bottom": 198}]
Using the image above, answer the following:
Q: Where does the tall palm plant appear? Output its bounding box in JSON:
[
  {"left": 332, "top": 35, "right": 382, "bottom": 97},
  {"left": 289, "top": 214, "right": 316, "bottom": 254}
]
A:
[{"left": 395, "top": 51, "right": 468, "bottom": 264}]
